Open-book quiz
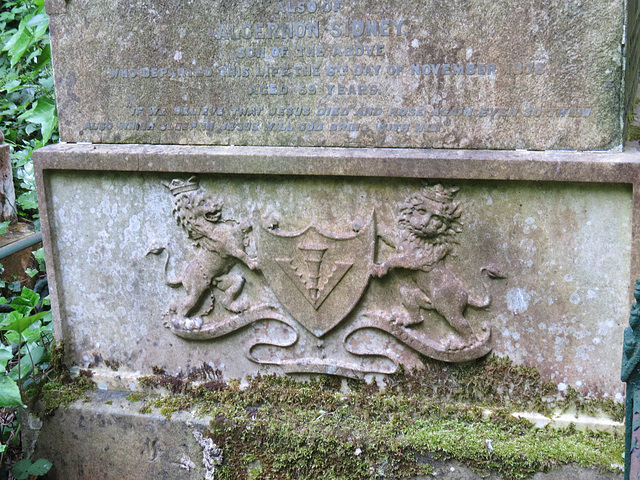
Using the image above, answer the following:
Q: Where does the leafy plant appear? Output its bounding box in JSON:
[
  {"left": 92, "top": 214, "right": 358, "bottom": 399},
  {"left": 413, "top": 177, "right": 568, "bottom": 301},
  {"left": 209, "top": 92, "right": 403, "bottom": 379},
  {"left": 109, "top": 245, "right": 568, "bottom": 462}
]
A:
[
  {"left": 1, "top": 0, "right": 57, "bottom": 218},
  {"left": 30, "top": 247, "right": 44, "bottom": 273},
  {"left": 0, "top": 283, "right": 52, "bottom": 478},
  {"left": 9, "top": 458, "right": 51, "bottom": 480},
  {"left": 0, "top": 288, "right": 52, "bottom": 403}
]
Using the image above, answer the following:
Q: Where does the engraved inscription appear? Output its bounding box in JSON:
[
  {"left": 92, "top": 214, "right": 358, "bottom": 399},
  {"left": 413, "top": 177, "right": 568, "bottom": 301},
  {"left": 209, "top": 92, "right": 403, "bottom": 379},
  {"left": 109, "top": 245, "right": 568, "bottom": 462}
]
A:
[
  {"left": 56, "top": 0, "right": 612, "bottom": 148},
  {"left": 52, "top": 0, "right": 622, "bottom": 150}
]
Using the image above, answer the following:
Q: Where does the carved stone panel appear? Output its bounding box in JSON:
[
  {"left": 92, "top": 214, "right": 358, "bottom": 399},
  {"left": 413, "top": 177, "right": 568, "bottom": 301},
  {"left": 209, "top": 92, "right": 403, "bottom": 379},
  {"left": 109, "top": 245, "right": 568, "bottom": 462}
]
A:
[
  {"left": 41, "top": 168, "right": 632, "bottom": 397},
  {"left": 146, "top": 179, "right": 501, "bottom": 376},
  {"left": 46, "top": 0, "right": 629, "bottom": 150}
]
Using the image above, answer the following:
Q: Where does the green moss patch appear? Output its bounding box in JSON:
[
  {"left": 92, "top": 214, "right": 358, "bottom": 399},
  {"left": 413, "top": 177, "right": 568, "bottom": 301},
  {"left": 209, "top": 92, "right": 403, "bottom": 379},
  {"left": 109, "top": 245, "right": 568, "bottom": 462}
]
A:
[
  {"left": 135, "top": 357, "right": 624, "bottom": 480},
  {"left": 38, "top": 343, "right": 96, "bottom": 415}
]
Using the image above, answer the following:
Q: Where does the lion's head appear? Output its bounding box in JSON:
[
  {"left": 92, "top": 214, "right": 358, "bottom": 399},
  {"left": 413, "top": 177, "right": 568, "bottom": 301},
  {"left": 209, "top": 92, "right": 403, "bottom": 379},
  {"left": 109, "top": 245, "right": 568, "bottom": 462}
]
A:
[
  {"left": 164, "top": 177, "right": 223, "bottom": 240},
  {"left": 398, "top": 184, "right": 462, "bottom": 254}
]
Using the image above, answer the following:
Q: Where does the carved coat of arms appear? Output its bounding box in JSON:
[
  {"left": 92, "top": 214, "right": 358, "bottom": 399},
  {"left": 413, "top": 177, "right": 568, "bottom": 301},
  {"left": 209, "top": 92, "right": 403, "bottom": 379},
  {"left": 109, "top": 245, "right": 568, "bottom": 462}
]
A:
[
  {"left": 148, "top": 178, "right": 507, "bottom": 378},
  {"left": 256, "top": 216, "right": 375, "bottom": 337}
]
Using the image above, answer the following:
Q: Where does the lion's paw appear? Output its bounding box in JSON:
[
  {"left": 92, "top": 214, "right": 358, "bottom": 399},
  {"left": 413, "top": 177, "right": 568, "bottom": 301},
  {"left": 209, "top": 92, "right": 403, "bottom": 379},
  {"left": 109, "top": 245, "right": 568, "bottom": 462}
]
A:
[
  {"left": 386, "top": 308, "right": 419, "bottom": 327},
  {"left": 225, "top": 298, "right": 250, "bottom": 314}
]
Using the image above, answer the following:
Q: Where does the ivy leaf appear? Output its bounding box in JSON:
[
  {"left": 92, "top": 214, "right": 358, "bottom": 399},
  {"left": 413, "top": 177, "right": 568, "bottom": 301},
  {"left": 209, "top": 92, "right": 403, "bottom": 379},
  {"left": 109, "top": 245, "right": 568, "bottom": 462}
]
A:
[
  {"left": 17, "top": 191, "right": 38, "bottom": 211},
  {"left": 31, "top": 42, "right": 51, "bottom": 74},
  {"left": 0, "top": 346, "right": 13, "bottom": 370},
  {"left": 11, "top": 287, "right": 39, "bottom": 311},
  {"left": 7, "top": 281, "right": 22, "bottom": 294},
  {"left": 28, "top": 458, "right": 53, "bottom": 476},
  {"left": 1, "top": 311, "right": 48, "bottom": 335},
  {"left": 21, "top": 323, "right": 51, "bottom": 344},
  {"left": 4, "top": 25, "right": 33, "bottom": 67},
  {"left": 32, "top": 247, "right": 45, "bottom": 271},
  {"left": 26, "top": 13, "right": 48, "bottom": 30},
  {"left": 11, "top": 457, "right": 52, "bottom": 479},
  {"left": 0, "top": 374, "right": 23, "bottom": 407},
  {"left": 17, "top": 96, "right": 56, "bottom": 144},
  {"left": 10, "top": 459, "right": 31, "bottom": 480},
  {"left": 2, "top": 78, "right": 22, "bottom": 94},
  {"left": 10, "top": 344, "right": 47, "bottom": 381}
]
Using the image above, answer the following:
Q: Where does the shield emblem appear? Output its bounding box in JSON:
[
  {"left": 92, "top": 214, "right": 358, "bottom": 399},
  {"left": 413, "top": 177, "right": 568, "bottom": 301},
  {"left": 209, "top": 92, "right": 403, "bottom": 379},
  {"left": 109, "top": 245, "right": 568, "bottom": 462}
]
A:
[{"left": 257, "top": 213, "right": 375, "bottom": 337}]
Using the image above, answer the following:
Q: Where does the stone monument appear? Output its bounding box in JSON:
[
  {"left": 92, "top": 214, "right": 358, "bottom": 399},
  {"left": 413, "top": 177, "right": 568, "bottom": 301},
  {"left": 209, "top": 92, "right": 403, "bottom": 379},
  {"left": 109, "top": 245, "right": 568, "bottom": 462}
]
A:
[{"left": 27, "top": 0, "right": 640, "bottom": 477}]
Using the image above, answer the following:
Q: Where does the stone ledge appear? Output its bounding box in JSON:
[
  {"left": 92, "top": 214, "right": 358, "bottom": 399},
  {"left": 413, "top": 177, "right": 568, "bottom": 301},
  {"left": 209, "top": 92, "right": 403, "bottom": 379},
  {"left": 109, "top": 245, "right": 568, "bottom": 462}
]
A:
[
  {"left": 23, "top": 390, "right": 624, "bottom": 480},
  {"left": 33, "top": 143, "right": 640, "bottom": 183},
  {"left": 76, "top": 366, "right": 627, "bottom": 435}
]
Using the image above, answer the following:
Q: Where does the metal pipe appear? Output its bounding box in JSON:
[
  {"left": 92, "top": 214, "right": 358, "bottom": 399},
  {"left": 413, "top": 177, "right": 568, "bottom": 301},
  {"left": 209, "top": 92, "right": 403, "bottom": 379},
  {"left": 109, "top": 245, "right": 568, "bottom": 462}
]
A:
[{"left": 0, "top": 232, "right": 43, "bottom": 260}]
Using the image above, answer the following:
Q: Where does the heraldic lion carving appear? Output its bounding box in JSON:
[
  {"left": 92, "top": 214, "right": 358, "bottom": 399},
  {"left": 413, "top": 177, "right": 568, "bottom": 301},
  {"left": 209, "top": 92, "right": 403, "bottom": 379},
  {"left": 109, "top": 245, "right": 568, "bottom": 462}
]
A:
[
  {"left": 148, "top": 177, "right": 257, "bottom": 326},
  {"left": 374, "top": 184, "right": 506, "bottom": 349}
]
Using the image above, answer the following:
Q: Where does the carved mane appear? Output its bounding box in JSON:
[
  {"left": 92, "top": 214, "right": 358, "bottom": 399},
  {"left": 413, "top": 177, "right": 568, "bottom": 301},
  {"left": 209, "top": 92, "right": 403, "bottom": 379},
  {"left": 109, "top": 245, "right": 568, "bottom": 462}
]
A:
[
  {"left": 171, "top": 188, "right": 223, "bottom": 241},
  {"left": 397, "top": 184, "right": 463, "bottom": 264}
]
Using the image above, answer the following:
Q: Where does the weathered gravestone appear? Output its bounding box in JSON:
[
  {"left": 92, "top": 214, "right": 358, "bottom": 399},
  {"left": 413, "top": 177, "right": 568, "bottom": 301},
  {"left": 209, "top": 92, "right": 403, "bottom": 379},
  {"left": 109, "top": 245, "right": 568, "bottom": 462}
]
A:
[
  {"left": 26, "top": 0, "right": 640, "bottom": 477},
  {"left": 48, "top": 0, "right": 633, "bottom": 151}
]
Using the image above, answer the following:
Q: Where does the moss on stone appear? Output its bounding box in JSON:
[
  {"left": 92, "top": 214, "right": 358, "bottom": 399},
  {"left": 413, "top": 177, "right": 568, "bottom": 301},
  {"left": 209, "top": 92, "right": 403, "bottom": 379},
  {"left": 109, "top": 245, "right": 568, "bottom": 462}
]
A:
[
  {"left": 628, "top": 124, "right": 640, "bottom": 141},
  {"left": 125, "top": 391, "right": 148, "bottom": 403},
  {"left": 39, "top": 375, "right": 96, "bottom": 415},
  {"left": 136, "top": 356, "right": 624, "bottom": 480},
  {"left": 38, "top": 342, "right": 96, "bottom": 415}
]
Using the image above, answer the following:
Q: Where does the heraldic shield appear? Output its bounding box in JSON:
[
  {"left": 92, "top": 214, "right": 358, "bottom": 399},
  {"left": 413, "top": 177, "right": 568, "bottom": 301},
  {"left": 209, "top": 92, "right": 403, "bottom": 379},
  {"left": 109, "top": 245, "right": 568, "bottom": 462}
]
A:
[{"left": 257, "top": 214, "right": 375, "bottom": 338}]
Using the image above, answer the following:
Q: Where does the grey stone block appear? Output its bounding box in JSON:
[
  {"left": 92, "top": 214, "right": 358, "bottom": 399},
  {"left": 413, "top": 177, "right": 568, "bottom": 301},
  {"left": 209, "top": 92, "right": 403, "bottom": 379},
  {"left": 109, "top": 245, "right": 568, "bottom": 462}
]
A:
[
  {"left": 23, "top": 391, "right": 622, "bottom": 480},
  {"left": 47, "top": 0, "right": 636, "bottom": 150}
]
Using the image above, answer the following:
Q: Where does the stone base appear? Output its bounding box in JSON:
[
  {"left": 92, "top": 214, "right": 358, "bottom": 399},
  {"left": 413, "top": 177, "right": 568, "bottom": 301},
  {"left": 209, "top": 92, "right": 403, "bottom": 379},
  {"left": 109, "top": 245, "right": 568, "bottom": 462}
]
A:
[
  {"left": 23, "top": 390, "right": 622, "bottom": 480},
  {"left": 34, "top": 144, "right": 640, "bottom": 397},
  {"left": 23, "top": 390, "right": 211, "bottom": 480}
]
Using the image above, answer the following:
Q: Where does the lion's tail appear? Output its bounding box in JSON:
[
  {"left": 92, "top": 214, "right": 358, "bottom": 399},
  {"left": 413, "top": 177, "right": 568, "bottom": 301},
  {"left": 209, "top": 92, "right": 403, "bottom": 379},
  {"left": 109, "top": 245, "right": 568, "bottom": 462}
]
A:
[
  {"left": 468, "top": 263, "right": 508, "bottom": 309},
  {"left": 146, "top": 246, "right": 182, "bottom": 288}
]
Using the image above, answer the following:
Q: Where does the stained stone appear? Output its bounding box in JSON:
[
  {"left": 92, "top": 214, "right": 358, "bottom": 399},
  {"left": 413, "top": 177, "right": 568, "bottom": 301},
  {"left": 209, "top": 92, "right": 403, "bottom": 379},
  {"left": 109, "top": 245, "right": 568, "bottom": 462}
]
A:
[
  {"left": 22, "top": 390, "right": 624, "bottom": 480},
  {"left": 32, "top": 0, "right": 640, "bottom": 477},
  {"left": 46, "top": 0, "right": 637, "bottom": 150},
  {"left": 35, "top": 144, "right": 638, "bottom": 399}
]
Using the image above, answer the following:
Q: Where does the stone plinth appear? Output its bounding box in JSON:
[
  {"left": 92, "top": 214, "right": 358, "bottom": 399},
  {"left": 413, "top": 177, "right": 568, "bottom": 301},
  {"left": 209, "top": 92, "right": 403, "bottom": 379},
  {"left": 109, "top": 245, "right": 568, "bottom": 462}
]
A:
[
  {"left": 34, "top": 144, "right": 640, "bottom": 399},
  {"left": 23, "top": 390, "right": 623, "bottom": 480}
]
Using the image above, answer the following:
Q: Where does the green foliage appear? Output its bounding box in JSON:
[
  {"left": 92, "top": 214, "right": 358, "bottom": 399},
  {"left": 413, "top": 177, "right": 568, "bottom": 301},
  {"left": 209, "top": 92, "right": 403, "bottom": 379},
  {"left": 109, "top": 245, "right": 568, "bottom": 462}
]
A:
[
  {"left": 0, "top": 285, "right": 53, "bottom": 475},
  {"left": 629, "top": 97, "right": 640, "bottom": 141},
  {"left": 31, "top": 246, "right": 45, "bottom": 273},
  {"left": 1, "top": 0, "right": 57, "bottom": 217},
  {"left": 10, "top": 457, "right": 51, "bottom": 479},
  {"left": 0, "top": 287, "right": 52, "bottom": 406}
]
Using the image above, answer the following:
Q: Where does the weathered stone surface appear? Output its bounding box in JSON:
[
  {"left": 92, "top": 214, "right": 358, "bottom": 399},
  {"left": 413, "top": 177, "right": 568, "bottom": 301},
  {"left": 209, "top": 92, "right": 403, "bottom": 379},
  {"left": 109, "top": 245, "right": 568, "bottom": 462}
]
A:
[
  {"left": 0, "top": 133, "right": 16, "bottom": 224},
  {"left": 23, "top": 390, "right": 623, "bottom": 480},
  {"left": 23, "top": 391, "right": 211, "bottom": 479},
  {"left": 46, "top": 0, "right": 632, "bottom": 150},
  {"left": 35, "top": 144, "right": 639, "bottom": 398}
]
